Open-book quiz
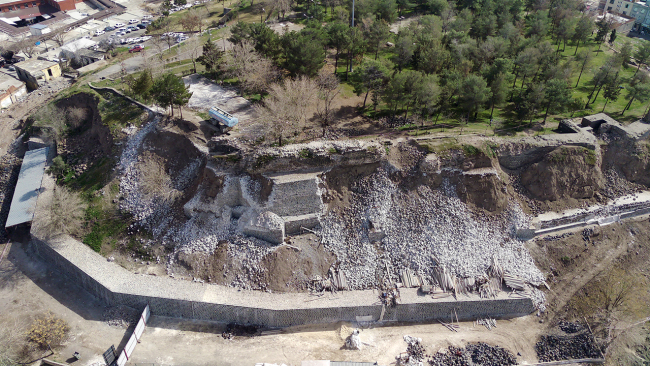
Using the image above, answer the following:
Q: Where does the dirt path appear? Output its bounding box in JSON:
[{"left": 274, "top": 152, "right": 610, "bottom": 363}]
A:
[{"left": 533, "top": 220, "right": 641, "bottom": 325}]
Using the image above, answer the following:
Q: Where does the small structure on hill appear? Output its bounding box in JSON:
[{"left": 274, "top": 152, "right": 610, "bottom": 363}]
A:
[{"left": 13, "top": 58, "right": 61, "bottom": 90}]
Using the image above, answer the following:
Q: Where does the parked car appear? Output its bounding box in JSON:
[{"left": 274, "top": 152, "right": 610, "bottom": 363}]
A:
[
  {"left": 137, "top": 23, "right": 147, "bottom": 29},
  {"left": 7, "top": 65, "right": 15, "bottom": 71},
  {"left": 124, "top": 28, "right": 132, "bottom": 33},
  {"left": 104, "top": 26, "right": 115, "bottom": 31},
  {"left": 120, "top": 38, "right": 128, "bottom": 44},
  {"left": 94, "top": 30, "right": 105, "bottom": 36},
  {"left": 129, "top": 45, "right": 143, "bottom": 53},
  {"left": 139, "top": 35, "right": 152, "bottom": 41},
  {"left": 141, "top": 19, "right": 151, "bottom": 24},
  {"left": 128, "top": 25, "right": 138, "bottom": 31},
  {"left": 142, "top": 15, "right": 153, "bottom": 19},
  {"left": 114, "top": 22, "right": 125, "bottom": 27},
  {"left": 129, "top": 19, "right": 139, "bottom": 24}
]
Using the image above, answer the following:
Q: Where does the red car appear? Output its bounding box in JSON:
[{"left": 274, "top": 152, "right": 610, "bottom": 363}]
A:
[{"left": 129, "top": 45, "right": 143, "bottom": 53}]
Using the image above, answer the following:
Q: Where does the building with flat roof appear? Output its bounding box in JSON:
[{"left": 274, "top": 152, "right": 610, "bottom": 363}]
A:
[
  {"left": 0, "top": 74, "right": 26, "bottom": 108},
  {"left": 13, "top": 58, "right": 61, "bottom": 89},
  {"left": 0, "top": 0, "right": 79, "bottom": 14}
]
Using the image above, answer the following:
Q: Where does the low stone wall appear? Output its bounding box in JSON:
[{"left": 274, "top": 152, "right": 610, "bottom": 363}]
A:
[{"left": 28, "top": 233, "right": 535, "bottom": 327}]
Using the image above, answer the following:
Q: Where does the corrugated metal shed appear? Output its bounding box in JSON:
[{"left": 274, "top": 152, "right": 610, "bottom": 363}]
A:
[{"left": 5, "top": 147, "right": 48, "bottom": 228}]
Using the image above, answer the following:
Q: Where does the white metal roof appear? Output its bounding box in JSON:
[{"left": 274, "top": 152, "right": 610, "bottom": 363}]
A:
[{"left": 5, "top": 147, "right": 48, "bottom": 228}]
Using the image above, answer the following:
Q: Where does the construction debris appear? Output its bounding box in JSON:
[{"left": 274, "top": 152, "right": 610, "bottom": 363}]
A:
[
  {"left": 503, "top": 272, "right": 526, "bottom": 291},
  {"left": 428, "top": 343, "right": 517, "bottom": 366},
  {"left": 438, "top": 320, "right": 458, "bottom": 332},
  {"left": 344, "top": 329, "right": 362, "bottom": 350},
  {"left": 397, "top": 336, "right": 426, "bottom": 366},
  {"left": 102, "top": 305, "right": 138, "bottom": 328},
  {"left": 319, "top": 169, "right": 545, "bottom": 308},
  {"left": 477, "top": 318, "right": 497, "bottom": 330}
]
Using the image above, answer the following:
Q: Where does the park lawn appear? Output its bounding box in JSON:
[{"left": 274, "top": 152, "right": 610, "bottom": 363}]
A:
[{"left": 558, "top": 38, "right": 650, "bottom": 123}]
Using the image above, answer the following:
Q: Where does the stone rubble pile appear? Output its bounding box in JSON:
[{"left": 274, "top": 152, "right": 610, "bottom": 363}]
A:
[
  {"left": 319, "top": 169, "right": 545, "bottom": 306},
  {"left": 535, "top": 330, "right": 601, "bottom": 362},
  {"left": 102, "top": 305, "right": 138, "bottom": 328},
  {"left": 427, "top": 343, "right": 517, "bottom": 366}
]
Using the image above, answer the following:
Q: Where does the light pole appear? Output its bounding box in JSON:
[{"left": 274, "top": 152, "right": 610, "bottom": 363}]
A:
[{"left": 349, "top": 0, "right": 355, "bottom": 73}]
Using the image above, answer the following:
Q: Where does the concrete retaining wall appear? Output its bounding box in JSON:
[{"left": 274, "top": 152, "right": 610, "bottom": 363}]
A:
[{"left": 28, "top": 234, "right": 535, "bottom": 327}]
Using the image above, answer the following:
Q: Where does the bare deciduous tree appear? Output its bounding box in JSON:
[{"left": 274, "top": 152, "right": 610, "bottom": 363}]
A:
[
  {"left": 257, "top": 76, "right": 318, "bottom": 146},
  {"left": 315, "top": 69, "right": 341, "bottom": 136},
  {"left": 50, "top": 29, "right": 67, "bottom": 47},
  {"left": 224, "top": 40, "right": 277, "bottom": 95},
  {"left": 186, "top": 36, "right": 202, "bottom": 72},
  {"left": 35, "top": 186, "right": 86, "bottom": 237},
  {"left": 179, "top": 8, "right": 206, "bottom": 33}
]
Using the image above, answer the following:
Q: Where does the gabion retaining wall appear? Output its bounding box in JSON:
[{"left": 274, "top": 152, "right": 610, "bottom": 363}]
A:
[{"left": 28, "top": 235, "right": 535, "bottom": 328}]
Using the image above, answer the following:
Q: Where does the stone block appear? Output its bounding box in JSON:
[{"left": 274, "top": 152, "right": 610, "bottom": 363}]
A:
[{"left": 241, "top": 210, "right": 285, "bottom": 244}]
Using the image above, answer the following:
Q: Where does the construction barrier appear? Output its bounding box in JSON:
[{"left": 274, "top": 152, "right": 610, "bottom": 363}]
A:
[{"left": 116, "top": 305, "right": 150, "bottom": 366}]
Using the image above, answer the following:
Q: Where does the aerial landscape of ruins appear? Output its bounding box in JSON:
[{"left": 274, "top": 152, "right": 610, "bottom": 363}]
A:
[{"left": 1, "top": 0, "right": 650, "bottom": 364}]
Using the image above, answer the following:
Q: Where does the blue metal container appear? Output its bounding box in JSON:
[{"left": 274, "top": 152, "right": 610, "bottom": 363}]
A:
[{"left": 208, "top": 106, "right": 239, "bottom": 127}]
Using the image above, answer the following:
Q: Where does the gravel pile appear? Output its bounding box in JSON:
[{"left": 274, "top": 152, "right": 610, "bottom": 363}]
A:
[
  {"left": 318, "top": 168, "right": 545, "bottom": 301},
  {"left": 559, "top": 321, "right": 584, "bottom": 334},
  {"left": 535, "top": 333, "right": 601, "bottom": 362},
  {"left": 428, "top": 343, "right": 517, "bottom": 366},
  {"left": 103, "top": 305, "right": 138, "bottom": 328},
  {"left": 465, "top": 343, "right": 517, "bottom": 365}
]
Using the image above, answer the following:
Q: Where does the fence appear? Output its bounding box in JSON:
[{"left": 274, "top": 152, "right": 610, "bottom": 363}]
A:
[{"left": 116, "top": 305, "right": 150, "bottom": 366}]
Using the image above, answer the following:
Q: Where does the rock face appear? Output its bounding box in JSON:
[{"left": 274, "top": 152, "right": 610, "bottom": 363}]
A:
[
  {"left": 241, "top": 210, "right": 285, "bottom": 244},
  {"left": 603, "top": 140, "right": 650, "bottom": 186},
  {"left": 521, "top": 146, "right": 603, "bottom": 201}
]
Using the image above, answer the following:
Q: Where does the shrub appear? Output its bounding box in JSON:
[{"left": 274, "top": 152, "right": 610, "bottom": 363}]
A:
[
  {"left": 462, "top": 144, "right": 480, "bottom": 156},
  {"left": 26, "top": 313, "right": 69, "bottom": 350},
  {"left": 36, "top": 186, "right": 86, "bottom": 237}
]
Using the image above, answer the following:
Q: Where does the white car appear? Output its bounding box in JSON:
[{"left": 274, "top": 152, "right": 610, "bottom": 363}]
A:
[
  {"left": 142, "top": 15, "right": 153, "bottom": 19},
  {"left": 129, "top": 19, "right": 139, "bottom": 24},
  {"left": 94, "top": 30, "right": 104, "bottom": 36},
  {"left": 120, "top": 38, "right": 128, "bottom": 44},
  {"left": 139, "top": 35, "right": 152, "bottom": 41},
  {"left": 194, "top": 1, "right": 201, "bottom": 4},
  {"left": 114, "top": 22, "right": 125, "bottom": 27}
]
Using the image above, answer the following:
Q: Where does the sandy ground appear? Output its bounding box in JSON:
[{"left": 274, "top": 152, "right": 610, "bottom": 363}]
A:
[
  {"left": 183, "top": 74, "right": 258, "bottom": 124},
  {"left": 0, "top": 238, "right": 546, "bottom": 366}
]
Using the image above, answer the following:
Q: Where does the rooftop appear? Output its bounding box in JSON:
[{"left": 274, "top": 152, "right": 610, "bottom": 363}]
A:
[
  {"left": 0, "top": 73, "right": 24, "bottom": 92},
  {"left": 5, "top": 147, "right": 48, "bottom": 228},
  {"left": 14, "top": 58, "right": 58, "bottom": 73},
  {"left": 30, "top": 23, "right": 48, "bottom": 29}
]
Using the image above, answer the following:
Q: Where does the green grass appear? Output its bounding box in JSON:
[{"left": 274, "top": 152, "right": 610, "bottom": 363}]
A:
[
  {"left": 98, "top": 91, "right": 147, "bottom": 136},
  {"left": 67, "top": 157, "right": 116, "bottom": 194},
  {"left": 82, "top": 195, "right": 130, "bottom": 253}
]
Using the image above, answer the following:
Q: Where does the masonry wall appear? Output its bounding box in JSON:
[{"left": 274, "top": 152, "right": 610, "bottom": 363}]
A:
[{"left": 28, "top": 235, "right": 535, "bottom": 328}]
